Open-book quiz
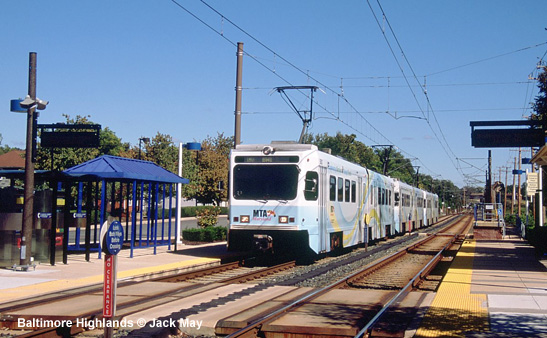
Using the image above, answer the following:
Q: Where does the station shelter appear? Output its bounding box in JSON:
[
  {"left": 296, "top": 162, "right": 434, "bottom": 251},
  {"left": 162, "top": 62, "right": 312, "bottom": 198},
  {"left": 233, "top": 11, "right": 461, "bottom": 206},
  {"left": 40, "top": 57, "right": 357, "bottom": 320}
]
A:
[{"left": 0, "top": 155, "right": 188, "bottom": 267}]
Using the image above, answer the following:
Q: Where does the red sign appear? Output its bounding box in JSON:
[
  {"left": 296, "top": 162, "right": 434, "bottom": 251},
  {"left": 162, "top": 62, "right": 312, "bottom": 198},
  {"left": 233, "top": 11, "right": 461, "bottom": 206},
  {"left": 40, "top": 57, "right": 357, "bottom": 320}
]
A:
[{"left": 103, "top": 254, "right": 115, "bottom": 317}]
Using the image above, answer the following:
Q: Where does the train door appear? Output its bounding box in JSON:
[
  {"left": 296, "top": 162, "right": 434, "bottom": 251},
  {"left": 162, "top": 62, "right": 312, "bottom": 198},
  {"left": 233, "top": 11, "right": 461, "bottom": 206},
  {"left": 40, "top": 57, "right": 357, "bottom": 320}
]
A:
[
  {"left": 318, "top": 165, "right": 328, "bottom": 252},
  {"left": 358, "top": 176, "right": 363, "bottom": 243}
]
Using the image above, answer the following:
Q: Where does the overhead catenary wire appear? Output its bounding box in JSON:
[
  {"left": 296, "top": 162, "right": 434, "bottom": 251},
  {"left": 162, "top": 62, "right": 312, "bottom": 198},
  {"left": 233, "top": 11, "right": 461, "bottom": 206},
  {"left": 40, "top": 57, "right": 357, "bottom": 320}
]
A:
[
  {"left": 366, "top": 0, "right": 461, "bottom": 180},
  {"left": 170, "top": 0, "right": 537, "bottom": 185},
  {"left": 175, "top": 0, "right": 402, "bottom": 147}
]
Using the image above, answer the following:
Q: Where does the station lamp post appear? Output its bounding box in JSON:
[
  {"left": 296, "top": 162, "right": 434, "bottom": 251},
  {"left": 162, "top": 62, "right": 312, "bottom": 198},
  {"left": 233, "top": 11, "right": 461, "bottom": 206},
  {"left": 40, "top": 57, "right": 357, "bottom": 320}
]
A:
[
  {"left": 175, "top": 142, "right": 201, "bottom": 250},
  {"left": 138, "top": 137, "right": 150, "bottom": 160},
  {"left": 10, "top": 52, "right": 49, "bottom": 269}
]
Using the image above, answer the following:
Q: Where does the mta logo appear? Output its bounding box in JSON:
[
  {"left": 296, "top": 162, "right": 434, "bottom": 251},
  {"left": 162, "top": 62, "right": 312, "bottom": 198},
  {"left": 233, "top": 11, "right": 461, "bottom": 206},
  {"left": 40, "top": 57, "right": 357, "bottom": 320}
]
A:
[{"left": 253, "top": 210, "right": 276, "bottom": 217}]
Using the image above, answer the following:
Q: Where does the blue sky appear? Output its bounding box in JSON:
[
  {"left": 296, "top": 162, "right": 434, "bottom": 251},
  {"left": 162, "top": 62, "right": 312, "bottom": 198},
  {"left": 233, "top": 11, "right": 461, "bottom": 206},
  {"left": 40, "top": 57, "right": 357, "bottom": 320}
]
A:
[{"left": 1, "top": 1, "right": 546, "bottom": 188}]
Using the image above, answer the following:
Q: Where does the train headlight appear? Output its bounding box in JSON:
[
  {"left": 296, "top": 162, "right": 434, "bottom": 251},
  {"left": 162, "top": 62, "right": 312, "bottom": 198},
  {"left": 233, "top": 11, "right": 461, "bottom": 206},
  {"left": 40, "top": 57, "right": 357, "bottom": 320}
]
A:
[
  {"left": 262, "top": 146, "right": 275, "bottom": 155},
  {"left": 279, "top": 216, "right": 289, "bottom": 224},
  {"left": 240, "top": 215, "right": 250, "bottom": 223}
]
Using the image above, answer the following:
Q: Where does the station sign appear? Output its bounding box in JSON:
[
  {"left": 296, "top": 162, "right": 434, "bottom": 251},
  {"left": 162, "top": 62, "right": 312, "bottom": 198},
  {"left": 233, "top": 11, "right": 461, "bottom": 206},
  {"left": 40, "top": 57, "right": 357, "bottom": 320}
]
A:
[
  {"left": 103, "top": 254, "right": 116, "bottom": 318},
  {"left": 103, "top": 221, "right": 124, "bottom": 255},
  {"left": 73, "top": 212, "right": 86, "bottom": 219},
  {"left": 527, "top": 172, "right": 538, "bottom": 196},
  {"left": 102, "top": 221, "right": 123, "bottom": 320},
  {"left": 470, "top": 120, "right": 545, "bottom": 148}
]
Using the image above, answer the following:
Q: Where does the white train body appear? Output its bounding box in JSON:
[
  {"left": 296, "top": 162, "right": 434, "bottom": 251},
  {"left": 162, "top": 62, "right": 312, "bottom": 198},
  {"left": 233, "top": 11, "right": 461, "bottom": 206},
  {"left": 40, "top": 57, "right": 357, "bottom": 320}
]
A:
[{"left": 228, "top": 143, "right": 438, "bottom": 255}]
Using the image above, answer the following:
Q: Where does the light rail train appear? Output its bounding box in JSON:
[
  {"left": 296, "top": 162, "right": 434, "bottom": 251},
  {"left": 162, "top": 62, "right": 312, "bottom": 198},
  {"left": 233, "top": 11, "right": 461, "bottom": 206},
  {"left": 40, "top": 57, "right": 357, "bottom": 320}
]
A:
[{"left": 227, "top": 143, "right": 439, "bottom": 256}]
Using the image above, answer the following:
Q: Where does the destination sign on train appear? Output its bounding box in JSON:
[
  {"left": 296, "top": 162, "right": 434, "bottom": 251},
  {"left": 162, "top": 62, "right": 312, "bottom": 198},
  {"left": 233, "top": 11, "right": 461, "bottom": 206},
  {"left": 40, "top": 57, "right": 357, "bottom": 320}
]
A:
[{"left": 235, "top": 156, "right": 299, "bottom": 163}]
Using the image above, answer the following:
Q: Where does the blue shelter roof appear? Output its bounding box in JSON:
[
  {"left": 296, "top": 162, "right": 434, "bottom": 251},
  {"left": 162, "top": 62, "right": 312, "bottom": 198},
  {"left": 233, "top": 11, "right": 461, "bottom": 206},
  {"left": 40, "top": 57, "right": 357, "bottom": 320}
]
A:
[{"left": 63, "top": 155, "right": 188, "bottom": 184}]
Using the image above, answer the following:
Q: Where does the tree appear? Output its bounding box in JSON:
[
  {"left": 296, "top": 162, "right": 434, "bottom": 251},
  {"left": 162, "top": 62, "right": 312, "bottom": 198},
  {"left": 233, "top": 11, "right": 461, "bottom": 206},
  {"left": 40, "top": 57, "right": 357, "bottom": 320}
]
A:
[
  {"left": 35, "top": 114, "right": 129, "bottom": 171},
  {"left": 531, "top": 66, "right": 547, "bottom": 120},
  {"left": 194, "top": 133, "right": 232, "bottom": 205},
  {"left": 0, "top": 133, "right": 20, "bottom": 155},
  {"left": 143, "top": 133, "right": 178, "bottom": 173},
  {"left": 303, "top": 132, "right": 379, "bottom": 170}
]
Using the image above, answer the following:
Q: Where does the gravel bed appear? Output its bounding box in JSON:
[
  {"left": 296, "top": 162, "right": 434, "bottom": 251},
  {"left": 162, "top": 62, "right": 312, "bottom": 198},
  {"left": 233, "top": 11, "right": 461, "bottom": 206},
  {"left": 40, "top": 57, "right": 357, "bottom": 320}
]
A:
[{"left": 259, "top": 215, "right": 459, "bottom": 288}]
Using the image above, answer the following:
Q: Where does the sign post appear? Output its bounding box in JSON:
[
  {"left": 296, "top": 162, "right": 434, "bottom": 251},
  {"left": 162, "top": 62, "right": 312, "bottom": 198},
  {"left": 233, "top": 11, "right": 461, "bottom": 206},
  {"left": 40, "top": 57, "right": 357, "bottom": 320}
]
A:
[{"left": 102, "top": 221, "right": 123, "bottom": 338}]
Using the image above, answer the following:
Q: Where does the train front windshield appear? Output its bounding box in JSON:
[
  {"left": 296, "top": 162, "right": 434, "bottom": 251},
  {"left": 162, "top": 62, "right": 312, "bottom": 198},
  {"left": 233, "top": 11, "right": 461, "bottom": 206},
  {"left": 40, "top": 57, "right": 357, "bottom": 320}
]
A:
[{"left": 233, "top": 165, "right": 299, "bottom": 200}]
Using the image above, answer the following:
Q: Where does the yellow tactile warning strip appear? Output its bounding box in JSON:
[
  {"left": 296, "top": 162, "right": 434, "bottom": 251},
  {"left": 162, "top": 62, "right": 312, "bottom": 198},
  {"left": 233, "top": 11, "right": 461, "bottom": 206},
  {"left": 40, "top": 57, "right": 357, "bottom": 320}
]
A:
[
  {"left": 0, "top": 257, "right": 217, "bottom": 303},
  {"left": 415, "top": 239, "right": 488, "bottom": 337}
]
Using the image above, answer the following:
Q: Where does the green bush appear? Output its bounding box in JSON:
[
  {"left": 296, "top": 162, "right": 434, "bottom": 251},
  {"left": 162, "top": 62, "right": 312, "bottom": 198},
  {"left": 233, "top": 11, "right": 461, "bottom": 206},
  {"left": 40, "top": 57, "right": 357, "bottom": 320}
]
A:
[
  {"left": 526, "top": 226, "right": 547, "bottom": 256},
  {"left": 182, "top": 228, "right": 203, "bottom": 242},
  {"left": 156, "top": 206, "right": 228, "bottom": 218},
  {"left": 504, "top": 213, "right": 516, "bottom": 225},
  {"left": 196, "top": 206, "right": 221, "bottom": 228},
  {"left": 182, "top": 226, "right": 227, "bottom": 243}
]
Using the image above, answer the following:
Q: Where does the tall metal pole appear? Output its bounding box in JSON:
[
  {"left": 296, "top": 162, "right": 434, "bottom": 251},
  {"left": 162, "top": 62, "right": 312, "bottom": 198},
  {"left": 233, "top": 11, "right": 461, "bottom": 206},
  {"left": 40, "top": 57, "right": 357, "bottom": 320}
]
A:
[
  {"left": 538, "top": 165, "right": 543, "bottom": 227},
  {"left": 512, "top": 157, "right": 516, "bottom": 214},
  {"left": 518, "top": 148, "right": 522, "bottom": 215},
  {"left": 21, "top": 52, "right": 37, "bottom": 267},
  {"left": 504, "top": 166, "right": 508, "bottom": 216},
  {"left": 234, "top": 42, "right": 243, "bottom": 148},
  {"left": 176, "top": 142, "right": 183, "bottom": 248}
]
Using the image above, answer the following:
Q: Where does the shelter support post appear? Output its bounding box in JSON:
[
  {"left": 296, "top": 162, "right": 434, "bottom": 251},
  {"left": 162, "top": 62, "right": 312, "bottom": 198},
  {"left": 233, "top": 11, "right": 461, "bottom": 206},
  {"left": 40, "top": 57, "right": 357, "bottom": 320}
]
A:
[
  {"left": 130, "top": 180, "right": 137, "bottom": 258},
  {"left": 49, "top": 180, "right": 58, "bottom": 266},
  {"left": 85, "top": 181, "right": 93, "bottom": 262}
]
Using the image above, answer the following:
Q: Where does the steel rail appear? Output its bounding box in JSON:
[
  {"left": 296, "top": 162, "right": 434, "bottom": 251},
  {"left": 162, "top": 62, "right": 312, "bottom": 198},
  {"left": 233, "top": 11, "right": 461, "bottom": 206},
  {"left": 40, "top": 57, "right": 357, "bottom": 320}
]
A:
[
  {"left": 227, "top": 215, "right": 468, "bottom": 338},
  {"left": 4, "top": 260, "right": 295, "bottom": 338},
  {"left": 354, "top": 234, "right": 459, "bottom": 337},
  {"left": 354, "top": 215, "right": 472, "bottom": 337}
]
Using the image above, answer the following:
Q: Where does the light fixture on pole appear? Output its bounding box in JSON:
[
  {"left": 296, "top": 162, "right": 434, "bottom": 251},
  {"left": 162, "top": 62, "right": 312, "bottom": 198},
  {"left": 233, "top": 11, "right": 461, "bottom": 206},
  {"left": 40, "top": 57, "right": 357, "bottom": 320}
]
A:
[{"left": 138, "top": 137, "right": 150, "bottom": 160}]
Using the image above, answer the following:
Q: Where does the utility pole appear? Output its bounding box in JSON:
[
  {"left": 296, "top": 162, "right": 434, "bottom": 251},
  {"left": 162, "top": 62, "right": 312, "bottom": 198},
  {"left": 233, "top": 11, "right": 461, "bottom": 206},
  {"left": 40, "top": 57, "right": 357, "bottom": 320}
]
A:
[
  {"left": 484, "top": 151, "right": 492, "bottom": 203},
  {"left": 20, "top": 52, "right": 37, "bottom": 267},
  {"left": 234, "top": 42, "right": 243, "bottom": 148}
]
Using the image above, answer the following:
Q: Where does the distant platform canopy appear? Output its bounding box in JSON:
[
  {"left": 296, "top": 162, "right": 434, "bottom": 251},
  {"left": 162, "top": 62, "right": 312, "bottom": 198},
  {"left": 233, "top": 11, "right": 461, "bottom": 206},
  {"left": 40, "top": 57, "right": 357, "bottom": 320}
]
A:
[{"left": 531, "top": 145, "right": 547, "bottom": 166}]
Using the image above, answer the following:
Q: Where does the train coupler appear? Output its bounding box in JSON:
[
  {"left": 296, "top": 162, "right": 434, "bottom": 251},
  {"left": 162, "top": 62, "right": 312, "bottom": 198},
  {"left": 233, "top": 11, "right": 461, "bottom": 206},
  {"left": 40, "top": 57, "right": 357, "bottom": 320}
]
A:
[{"left": 253, "top": 234, "right": 273, "bottom": 253}]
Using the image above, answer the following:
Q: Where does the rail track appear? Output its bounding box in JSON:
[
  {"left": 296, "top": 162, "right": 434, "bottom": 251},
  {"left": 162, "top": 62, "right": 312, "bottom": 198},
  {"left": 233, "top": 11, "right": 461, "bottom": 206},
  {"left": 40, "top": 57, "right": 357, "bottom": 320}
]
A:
[
  {"left": 222, "top": 214, "right": 473, "bottom": 338},
  {"left": 0, "top": 259, "right": 296, "bottom": 337},
  {"left": 1, "top": 214, "right": 470, "bottom": 338}
]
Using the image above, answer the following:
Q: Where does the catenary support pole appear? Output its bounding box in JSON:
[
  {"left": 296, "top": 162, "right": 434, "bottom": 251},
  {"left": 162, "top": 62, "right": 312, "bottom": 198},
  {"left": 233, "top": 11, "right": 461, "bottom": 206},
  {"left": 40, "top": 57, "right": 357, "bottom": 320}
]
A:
[{"left": 234, "top": 42, "right": 243, "bottom": 148}]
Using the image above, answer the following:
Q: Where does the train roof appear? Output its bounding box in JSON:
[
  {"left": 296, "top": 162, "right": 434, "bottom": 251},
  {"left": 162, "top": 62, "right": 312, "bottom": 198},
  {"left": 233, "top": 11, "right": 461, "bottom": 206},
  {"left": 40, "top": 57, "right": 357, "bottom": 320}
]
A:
[{"left": 234, "top": 143, "right": 318, "bottom": 152}]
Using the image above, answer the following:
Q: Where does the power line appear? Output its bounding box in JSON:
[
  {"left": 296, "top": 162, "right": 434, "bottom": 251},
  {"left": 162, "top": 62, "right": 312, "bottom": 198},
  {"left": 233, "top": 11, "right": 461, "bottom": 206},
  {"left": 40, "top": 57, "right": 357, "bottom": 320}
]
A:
[
  {"left": 171, "top": 0, "right": 446, "bottom": 179},
  {"left": 427, "top": 41, "right": 547, "bottom": 77},
  {"left": 192, "top": 0, "right": 400, "bottom": 147},
  {"left": 366, "top": 0, "right": 460, "bottom": 180}
]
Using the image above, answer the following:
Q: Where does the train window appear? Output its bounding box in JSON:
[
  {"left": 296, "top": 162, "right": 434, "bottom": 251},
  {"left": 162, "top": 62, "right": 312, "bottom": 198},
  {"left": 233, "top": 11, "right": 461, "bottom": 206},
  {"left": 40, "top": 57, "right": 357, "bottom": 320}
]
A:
[
  {"left": 351, "top": 181, "right": 356, "bottom": 203},
  {"left": 378, "top": 187, "right": 381, "bottom": 206},
  {"left": 233, "top": 165, "right": 298, "bottom": 200},
  {"left": 338, "top": 177, "right": 344, "bottom": 201},
  {"left": 389, "top": 190, "right": 391, "bottom": 205},
  {"left": 344, "top": 179, "right": 350, "bottom": 202},
  {"left": 329, "top": 176, "right": 336, "bottom": 201},
  {"left": 304, "top": 171, "right": 319, "bottom": 201}
]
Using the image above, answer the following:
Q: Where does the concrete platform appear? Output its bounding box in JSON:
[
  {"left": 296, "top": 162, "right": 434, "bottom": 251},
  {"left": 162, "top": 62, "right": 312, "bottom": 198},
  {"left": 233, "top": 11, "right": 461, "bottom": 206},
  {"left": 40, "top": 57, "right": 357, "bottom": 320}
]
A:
[
  {"left": 415, "top": 233, "right": 547, "bottom": 337},
  {"left": 0, "top": 242, "right": 230, "bottom": 304}
]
